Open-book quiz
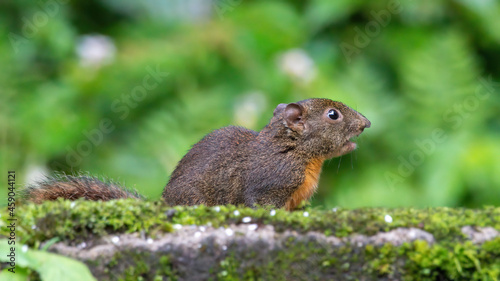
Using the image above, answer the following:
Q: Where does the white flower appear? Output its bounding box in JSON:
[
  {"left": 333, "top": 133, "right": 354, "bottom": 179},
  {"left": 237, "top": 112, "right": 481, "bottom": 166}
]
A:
[
  {"left": 76, "top": 34, "right": 116, "bottom": 68},
  {"left": 234, "top": 91, "right": 267, "bottom": 128},
  {"left": 384, "top": 214, "right": 393, "bottom": 223},
  {"left": 278, "top": 49, "right": 316, "bottom": 83}
]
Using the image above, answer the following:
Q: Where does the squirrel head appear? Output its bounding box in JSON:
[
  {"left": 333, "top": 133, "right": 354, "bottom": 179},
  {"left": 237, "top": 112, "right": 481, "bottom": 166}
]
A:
[{"left": 272, "top": 98, "right": 371, "bottom": 159}]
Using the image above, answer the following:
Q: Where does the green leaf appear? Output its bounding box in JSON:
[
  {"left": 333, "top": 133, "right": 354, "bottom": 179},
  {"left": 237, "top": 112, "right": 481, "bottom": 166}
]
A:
[
  {"left": 0, "top": 267, "right": 30, "bottom": 281},
  {"left": 0, "top": 240, "right": 96, "bottom": 281}
]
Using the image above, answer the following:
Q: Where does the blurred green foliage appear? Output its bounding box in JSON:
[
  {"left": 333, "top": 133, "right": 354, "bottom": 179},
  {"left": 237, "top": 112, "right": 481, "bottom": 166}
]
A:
[{"left": 1, "top": 0, "right": 499, "bottom": 208}]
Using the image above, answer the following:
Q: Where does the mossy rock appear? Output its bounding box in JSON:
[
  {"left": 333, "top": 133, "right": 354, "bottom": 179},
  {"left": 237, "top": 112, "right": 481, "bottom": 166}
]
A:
[{"left": 1, "top": 199, "right": 499, "bottom": 280}]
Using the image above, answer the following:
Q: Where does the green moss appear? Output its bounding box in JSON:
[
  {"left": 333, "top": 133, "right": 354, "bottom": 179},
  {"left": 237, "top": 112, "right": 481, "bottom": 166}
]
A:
[
  {"left": 217, "top": 254, "right": 240, "bottom": 280},
  {"left": 156, "top": 256, "right": 177, "bottom": 281},
  {"left": 207, "top": 238, "right": 500, "bottom": 281},
  {"left": 1, "top": 200, "right": 499, "bottom": 280},
  {"left": 0, "top": 199, "right": 172, "bottom": 244},
  {"left": 99, "top": 250, "right": 177, "bottom": 281},
  {"left": 121, "top": 258, "right": 150, "bottom": 281},
  {"left": 399, "top": 238, "right": 500, "bottom": 281},
  {"left": 3, "top": 200, "right": 499, "bottom": 245}
]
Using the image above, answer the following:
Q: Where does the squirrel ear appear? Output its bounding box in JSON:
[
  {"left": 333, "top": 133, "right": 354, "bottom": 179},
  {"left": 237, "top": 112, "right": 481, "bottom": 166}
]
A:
[
  {"left": 273, "top": 103, "right": 288, "bottom": 117},
  {"left": 284, "top": 103, "right": 304, "bottom": 132}
]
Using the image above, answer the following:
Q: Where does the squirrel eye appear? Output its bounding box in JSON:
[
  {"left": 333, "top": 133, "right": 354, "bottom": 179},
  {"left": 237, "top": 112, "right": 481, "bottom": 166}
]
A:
[{"left": 327, "top": 109, "right": 340, "bottom": 120}]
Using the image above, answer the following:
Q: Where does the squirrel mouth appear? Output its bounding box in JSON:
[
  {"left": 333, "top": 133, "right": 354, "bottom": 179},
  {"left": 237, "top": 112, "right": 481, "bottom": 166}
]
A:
[
  {"left": 333, "top": 123, "right": 368, "bottom": 158},
  {"left": 332, "top": 131, "right": 363, "bottom": 158},
  {"left": 336, "top": 135, "right": 359, "bottom": 156},
  {"left": 343, "top": 138, "right": 357, "bottom": 151}
]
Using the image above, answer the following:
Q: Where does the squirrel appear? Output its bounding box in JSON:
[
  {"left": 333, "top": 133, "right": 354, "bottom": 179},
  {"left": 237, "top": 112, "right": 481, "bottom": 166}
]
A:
[{"left": 25, "top": 98, "right": 370, "bottom": 211}]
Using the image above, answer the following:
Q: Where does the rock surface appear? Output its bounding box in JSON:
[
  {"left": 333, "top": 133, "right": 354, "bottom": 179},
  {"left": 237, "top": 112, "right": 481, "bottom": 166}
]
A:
[{"left": 2, "top": 200, "right": 500, "bottom": 280}]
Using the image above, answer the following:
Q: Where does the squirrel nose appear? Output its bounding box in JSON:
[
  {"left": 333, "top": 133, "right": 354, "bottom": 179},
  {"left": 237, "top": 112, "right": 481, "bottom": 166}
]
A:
[
  {"left": 356, "top": 112, "right": 371, "bottom": 129},
  {"left": 364, "top": 119, "right": 371, "bottom": 128}
]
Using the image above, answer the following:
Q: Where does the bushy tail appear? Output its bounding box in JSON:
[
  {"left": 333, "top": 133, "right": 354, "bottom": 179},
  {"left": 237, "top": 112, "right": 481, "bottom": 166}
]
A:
[{"left": 24, "top": 174, "right": 144, "bottom": 204}]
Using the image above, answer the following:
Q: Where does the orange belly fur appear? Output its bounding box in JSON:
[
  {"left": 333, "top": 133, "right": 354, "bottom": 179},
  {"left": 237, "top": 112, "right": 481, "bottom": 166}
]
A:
[{"left": 285, "top": 158, "right": 324, "bottom": 211}]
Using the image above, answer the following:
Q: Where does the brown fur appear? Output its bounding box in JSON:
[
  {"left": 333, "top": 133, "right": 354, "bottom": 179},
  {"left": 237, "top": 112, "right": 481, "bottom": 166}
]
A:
[
  {"left": 26, "top": 98, "right": 370, "bottom": 211},
  {"left": 24, "top": 175, "right": 143, "bottom": 203},
  {"left": 163, "top": 98, "right": 370, "bottom": 210}
]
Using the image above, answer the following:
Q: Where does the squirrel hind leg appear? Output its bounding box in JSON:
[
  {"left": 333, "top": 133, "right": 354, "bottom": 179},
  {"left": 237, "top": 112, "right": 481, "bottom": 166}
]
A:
[{"left": 23, "top": 174, "right": 144, "bottom": 203}]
